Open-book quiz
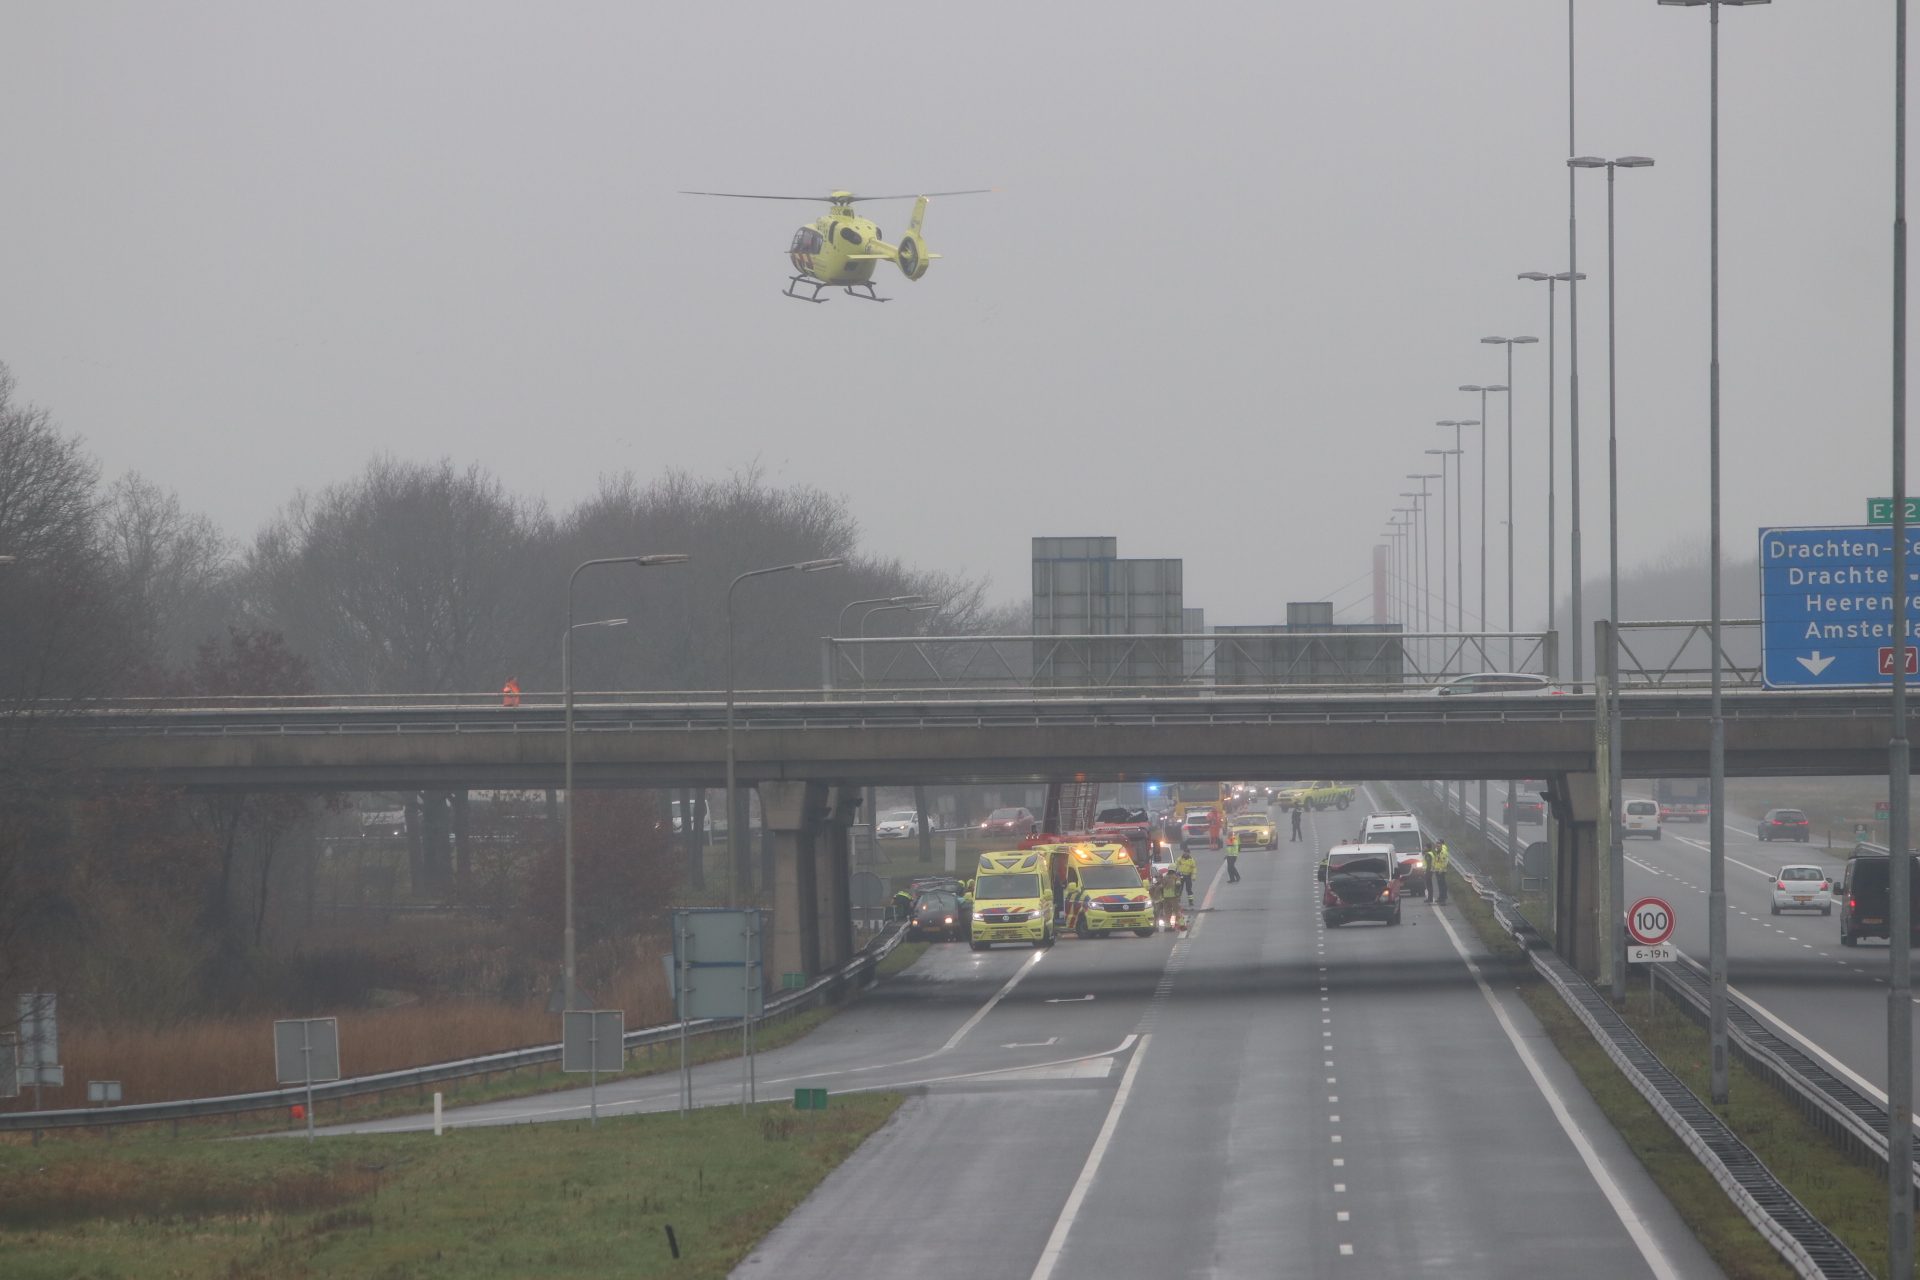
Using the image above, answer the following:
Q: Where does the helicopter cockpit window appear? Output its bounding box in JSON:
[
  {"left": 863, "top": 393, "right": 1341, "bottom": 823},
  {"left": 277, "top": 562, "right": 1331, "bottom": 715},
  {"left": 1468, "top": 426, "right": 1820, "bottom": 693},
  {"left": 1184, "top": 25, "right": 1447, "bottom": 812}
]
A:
[
  {"left": 839, "top": 226, "right": 863, "bottom": 246},
  {"left": 789, "top": 227, "right": 824, "bottom": 254}
]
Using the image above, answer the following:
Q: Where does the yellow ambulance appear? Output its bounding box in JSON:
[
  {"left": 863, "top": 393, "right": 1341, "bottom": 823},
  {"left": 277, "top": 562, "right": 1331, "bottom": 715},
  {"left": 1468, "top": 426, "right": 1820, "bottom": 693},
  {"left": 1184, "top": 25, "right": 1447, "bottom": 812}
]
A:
[
  {"left": 969, "top": 849, "right": 1057, "bottom": 950},
  {"left": 1061, "top": 843, "right": 1156, "bottom": 938}
]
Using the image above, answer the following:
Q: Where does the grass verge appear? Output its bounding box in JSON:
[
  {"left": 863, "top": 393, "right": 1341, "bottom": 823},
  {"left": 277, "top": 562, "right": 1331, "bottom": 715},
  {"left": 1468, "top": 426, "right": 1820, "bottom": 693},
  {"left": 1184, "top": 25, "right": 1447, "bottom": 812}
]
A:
[
  {"left": 0, "top": 1092, "right": 904, "bottom": 1279},
  {"left": 9, "top": 944, "right": 921, "bottom": 1147}
]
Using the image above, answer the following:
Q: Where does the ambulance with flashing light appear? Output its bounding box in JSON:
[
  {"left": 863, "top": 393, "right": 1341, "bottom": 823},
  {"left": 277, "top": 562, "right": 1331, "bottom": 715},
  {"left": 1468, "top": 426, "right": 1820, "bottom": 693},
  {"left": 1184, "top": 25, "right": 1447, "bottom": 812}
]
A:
[
  {"left": 1059, "top": 843, "right": 1158, "bottom": 938},
  {"left": 969, "top": 849, "right": 1058, "bottom": 951}
]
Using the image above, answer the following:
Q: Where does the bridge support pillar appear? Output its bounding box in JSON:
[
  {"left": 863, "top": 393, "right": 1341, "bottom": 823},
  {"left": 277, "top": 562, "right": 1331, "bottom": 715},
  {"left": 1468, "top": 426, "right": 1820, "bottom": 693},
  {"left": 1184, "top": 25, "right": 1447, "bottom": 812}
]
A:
[
  {"left": 760, "top": 781, "right": 828, "bottom": 982},
  {"left": 1546, "top": 773, "right": 1600, "bottom": 979},
  {"left": 817, "top": 787, "right": 861, "bottom": 970}
]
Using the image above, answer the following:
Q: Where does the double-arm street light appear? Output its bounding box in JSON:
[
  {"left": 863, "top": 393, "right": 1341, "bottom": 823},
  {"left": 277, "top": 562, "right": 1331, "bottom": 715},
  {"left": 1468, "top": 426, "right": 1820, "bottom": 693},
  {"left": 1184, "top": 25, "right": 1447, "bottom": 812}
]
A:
[
  {"left": 1405, "top": 476, "right": 1441, "bottom": 660},
  {"left": 1461, "top": 389, "right": 1509, "bottom": 658},
  {"left": 1572, "top": 152, "right": 1655, "bottom": 1004},
  {"left": 1481, "top": 337, "right": 1539, "bottom": 667},
  {"left": 1658, "top": 0, "right": 1769, "bottom": 1117},
  {"left": 1428, "top": 436, "right": 1468, "bottom": 637},
  {"left": 563, "top": 553, "right": 690, "bottom": 1012},
  {"left": 833, "top": 595, "right": 924, "bottom": 686},
  {"left": 1518, "top": 271, "right": 1585, "bottom": 676},
  {"left": 726, "top": 558, "right": 847, "bottom": 907},
  {"left": 861, "top": 601, "right": 939, "bottom": 637}
]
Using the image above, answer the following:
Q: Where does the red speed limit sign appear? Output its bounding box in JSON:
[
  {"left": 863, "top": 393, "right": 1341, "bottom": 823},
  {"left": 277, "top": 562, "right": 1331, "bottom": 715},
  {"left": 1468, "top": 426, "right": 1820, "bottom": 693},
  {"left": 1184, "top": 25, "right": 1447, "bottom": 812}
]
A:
[{"left": 1627, "top": 897, "right": 1675, "bottom": 946}]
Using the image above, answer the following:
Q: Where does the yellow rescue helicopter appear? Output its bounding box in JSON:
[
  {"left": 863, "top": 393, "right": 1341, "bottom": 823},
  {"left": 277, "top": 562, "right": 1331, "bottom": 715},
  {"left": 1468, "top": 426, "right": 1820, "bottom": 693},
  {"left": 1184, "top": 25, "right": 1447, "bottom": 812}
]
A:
[{"left": 680, "top": 188, "right": 995, "bottom": 303}]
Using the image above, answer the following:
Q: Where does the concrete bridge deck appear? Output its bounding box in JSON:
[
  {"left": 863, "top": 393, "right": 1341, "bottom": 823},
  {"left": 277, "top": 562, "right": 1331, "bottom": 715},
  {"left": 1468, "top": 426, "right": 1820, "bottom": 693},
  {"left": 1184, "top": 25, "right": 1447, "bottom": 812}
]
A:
[{"left": 57, "top": 688, "right": 1912, "bottom": 790}]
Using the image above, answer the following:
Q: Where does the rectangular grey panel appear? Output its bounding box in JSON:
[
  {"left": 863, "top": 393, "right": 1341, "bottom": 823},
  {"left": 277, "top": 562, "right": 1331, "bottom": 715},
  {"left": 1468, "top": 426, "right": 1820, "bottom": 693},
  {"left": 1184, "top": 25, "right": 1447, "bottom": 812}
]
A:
[
  {"left": 673, "top": 909, "right": 765, "bottom": 1021},
  {"left": 273, "top": 1018, "right": 341, "bottom": 1084},
  {"left": 562, "top": 1010, "right": 625, "bottom": 1073}
]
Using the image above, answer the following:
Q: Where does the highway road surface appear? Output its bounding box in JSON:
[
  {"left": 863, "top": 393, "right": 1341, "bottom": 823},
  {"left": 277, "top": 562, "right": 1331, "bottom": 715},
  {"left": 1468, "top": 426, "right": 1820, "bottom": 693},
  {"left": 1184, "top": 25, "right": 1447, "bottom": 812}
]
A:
[
  {"left": 1471, "top": 779, "right": 1919, "bottom": 1119},
  {"left": 311, "top": 799, "right": 1722, "bottom": 1279}
]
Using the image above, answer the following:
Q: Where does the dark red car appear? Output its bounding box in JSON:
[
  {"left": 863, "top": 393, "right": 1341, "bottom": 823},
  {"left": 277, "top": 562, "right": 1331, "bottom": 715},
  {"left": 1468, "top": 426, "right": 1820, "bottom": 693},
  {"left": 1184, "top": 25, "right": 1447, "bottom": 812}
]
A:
[{"left": 982, "top": 807, "right": 1038, "bottom": 838}]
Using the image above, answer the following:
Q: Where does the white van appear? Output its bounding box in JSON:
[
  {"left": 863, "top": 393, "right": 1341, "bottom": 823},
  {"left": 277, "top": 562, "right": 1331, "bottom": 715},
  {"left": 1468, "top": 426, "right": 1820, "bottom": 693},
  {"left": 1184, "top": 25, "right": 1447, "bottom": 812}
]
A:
[
  {"left": 1622, "top": 798, "right": 1661, "bottom": 840},
  {"left": 1356, "top": 812, "right": 1430, "bottom": 893}
]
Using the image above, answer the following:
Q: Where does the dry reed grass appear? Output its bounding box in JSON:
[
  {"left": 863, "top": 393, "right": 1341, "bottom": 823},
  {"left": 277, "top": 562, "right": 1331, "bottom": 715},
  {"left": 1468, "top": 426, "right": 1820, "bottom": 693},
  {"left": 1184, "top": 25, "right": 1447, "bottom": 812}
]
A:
[
  {"left": 30, "top": 945, "right": 675, "bottom": 1109},
  {"left": 0, "top": 1156, "right": 378, "bottom": 1226}
]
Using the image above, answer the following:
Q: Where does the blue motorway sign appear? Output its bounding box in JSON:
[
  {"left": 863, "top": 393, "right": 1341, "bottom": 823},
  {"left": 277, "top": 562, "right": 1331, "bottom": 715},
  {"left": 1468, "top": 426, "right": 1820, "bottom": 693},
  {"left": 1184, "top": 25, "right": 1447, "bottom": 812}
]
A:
[{"left": 1760, "top": 525, "right": 1920, "bottom": 688}]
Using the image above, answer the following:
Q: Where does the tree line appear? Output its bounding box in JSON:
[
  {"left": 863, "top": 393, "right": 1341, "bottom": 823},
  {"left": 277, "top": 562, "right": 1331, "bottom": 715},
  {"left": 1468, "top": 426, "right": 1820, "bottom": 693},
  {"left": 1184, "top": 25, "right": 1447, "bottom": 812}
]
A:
[{"left": 0, "top": 366, "right": 1017, "bottom": 1035}]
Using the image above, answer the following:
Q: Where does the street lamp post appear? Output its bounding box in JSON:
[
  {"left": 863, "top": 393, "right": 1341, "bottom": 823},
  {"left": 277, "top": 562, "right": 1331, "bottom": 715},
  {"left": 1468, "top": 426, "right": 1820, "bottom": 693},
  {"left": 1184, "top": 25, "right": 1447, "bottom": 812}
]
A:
[
  {"left": 1426, "top": 443, "right": 1465, "bottom": 635},
  {"left": 1461, "top": 390, "right": 1508, "bottom": 666},
  {"left": 1481, "top": 338, "right": 1539, "bottom": 670},
  {"left": 563, "top": 554, "right": 689, "bottom": 1012},
  {"left": 1573, "top": 153, "right": 1655, "bottom": 1004},
  {"left": 1519, "top": 272, "right": 1585, "bottom": 677},
  {"left": 726, "top": 558, "right": 847, "bottom": 907},
  {"left": 1892, "top": 0, "right": 1914, "bottom": 1272},
  {"left": 1405, "top": 476, "right": 1440, "bottom": 668},
  {"left": 1659, "top": 0, "right": 1769, "bottom": 1110}
]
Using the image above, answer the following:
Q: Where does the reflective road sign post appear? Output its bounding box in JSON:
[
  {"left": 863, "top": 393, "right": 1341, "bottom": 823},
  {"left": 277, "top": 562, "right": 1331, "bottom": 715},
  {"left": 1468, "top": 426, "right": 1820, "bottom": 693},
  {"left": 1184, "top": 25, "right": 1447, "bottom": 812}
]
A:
[{"left": 273, "top": 1017, "right": 340, "bottom": 1143}]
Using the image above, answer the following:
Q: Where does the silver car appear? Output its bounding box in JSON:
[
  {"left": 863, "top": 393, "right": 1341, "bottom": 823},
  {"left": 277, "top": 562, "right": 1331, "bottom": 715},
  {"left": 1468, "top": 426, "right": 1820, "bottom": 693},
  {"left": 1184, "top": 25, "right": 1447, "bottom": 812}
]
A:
[
  {"left": 1771, "top": 864, "right": 1834, "bottom": 916},
  {"left": 1426, "top": 673, "right": 1567, "bottom": 697}
]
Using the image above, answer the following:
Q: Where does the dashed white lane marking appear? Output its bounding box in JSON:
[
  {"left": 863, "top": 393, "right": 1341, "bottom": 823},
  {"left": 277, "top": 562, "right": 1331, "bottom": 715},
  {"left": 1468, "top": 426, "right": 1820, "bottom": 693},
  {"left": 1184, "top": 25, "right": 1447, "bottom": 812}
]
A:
[
  {"left": 1432, "top": 906, "right": 1685, "bottom": 1280},
  {"left": 1339, "top": 1243, "right": 1354, "bottom": 1256},
  {"left": 1026, "top": 1035, "right": 1153, "bottom": 1280},
  {"left": 1337, "top": 1211, "right": 1350, "bottom": 1222}
]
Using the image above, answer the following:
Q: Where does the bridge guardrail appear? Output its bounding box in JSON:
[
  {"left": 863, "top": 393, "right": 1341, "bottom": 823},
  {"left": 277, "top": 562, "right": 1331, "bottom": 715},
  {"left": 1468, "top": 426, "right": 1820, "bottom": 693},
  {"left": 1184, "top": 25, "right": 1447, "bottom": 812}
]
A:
[{"left": 0, "top": 922, "right": 906, "bottom": 1135}]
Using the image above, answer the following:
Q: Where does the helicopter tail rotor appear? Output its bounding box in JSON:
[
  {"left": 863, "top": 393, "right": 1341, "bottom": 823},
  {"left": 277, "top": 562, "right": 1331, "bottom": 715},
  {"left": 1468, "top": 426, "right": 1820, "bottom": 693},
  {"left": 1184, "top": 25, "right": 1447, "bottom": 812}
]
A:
[{"left": 895, "top": 196, "right": 937, "bottom": 281}]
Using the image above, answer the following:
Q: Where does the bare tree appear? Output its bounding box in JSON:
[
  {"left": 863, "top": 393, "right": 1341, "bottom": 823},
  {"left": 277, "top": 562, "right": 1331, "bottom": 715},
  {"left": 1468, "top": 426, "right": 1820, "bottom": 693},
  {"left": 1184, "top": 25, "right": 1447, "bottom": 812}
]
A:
[
  {"left": 100, "top": 473, "right": 237, "bottom": 678},
  {"left": 546, "top": 467, "right": 1004, "bottom": 692},
  {"left": 244, "top": 458, "right": 549, "bottom": 693}
]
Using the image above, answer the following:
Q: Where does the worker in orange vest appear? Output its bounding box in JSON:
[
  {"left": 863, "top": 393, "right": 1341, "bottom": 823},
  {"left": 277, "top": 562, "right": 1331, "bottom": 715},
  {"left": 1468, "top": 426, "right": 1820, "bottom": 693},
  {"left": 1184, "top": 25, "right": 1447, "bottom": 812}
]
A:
[
  {"left": 502, "top": 678, "right": 521, "bottom": 708},
  {"left": 1207, "top": 807, "right": 1223, "bottom": 850}
]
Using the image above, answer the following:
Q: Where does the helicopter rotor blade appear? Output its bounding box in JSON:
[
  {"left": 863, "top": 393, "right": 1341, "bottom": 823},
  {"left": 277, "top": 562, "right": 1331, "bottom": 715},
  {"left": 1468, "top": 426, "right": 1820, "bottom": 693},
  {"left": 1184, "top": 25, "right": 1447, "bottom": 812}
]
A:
[
  {"left": 679, "top": 188, "right": 1001, "bottom": 202},
  {"left": 679, "top": 191, "right": 836, "bottom": 201},
  {"left": 842, "top": 189, "right": 1001, "bottom": 202}
]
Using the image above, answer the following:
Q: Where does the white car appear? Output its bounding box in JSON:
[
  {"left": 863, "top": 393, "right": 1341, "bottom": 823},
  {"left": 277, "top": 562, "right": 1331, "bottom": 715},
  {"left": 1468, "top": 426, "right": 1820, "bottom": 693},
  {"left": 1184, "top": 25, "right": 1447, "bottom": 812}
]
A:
[
  {"left": 1622, "top": 799, "right": 1662, "bottom": 839},
  {"left": 1771, "top": 865, "right": 1834, "bottom": 916},
  {"left": 1426, "top": 673, "right": 1567, "bottom": 697},
  {"left": 875, "top": 809, "right": 923, "bottom": 839}
]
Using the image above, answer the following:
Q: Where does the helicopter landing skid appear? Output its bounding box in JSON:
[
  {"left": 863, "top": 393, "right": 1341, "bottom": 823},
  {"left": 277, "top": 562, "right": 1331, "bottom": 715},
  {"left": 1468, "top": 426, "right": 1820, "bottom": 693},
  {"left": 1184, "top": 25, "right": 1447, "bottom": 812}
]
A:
[
  {"left": 784, "top": 275, "right": 831, "bottom": 303},
  {"left": 783, "top": 275, "right": 890, "bottom": 303}
]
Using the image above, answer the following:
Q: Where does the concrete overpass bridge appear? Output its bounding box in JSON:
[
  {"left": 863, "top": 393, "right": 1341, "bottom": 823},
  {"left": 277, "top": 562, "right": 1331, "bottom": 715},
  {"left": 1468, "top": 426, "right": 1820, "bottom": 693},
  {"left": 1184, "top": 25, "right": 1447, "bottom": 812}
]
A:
[
  {"left": 60, "top": 687, "right": 1910, "bottom": 791},
  {"left": 48, "top": 686, "right": 1911, "bottom": 989}
]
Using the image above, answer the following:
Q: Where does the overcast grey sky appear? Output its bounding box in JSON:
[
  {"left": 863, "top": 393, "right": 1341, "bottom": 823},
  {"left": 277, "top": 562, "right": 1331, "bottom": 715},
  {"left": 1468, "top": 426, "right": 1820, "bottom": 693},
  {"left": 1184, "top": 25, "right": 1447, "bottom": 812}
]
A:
[{"left": 0, "top": 2, "right": 1901, "bottom": 629}]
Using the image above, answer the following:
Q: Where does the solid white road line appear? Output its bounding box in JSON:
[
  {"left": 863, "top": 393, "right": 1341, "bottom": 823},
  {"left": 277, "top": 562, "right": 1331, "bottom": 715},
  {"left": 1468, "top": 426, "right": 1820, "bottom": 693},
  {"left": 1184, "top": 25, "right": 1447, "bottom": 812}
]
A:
[
  {"left": 940, "top": 948, "right": 1045, "bottom": 1052},
  {"left": 1432, "top": 907, "right": 1683, "bottom": 1280},
  {"left": 1027, "top": 1034, "right": 1153, "bottom": 1280}
]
